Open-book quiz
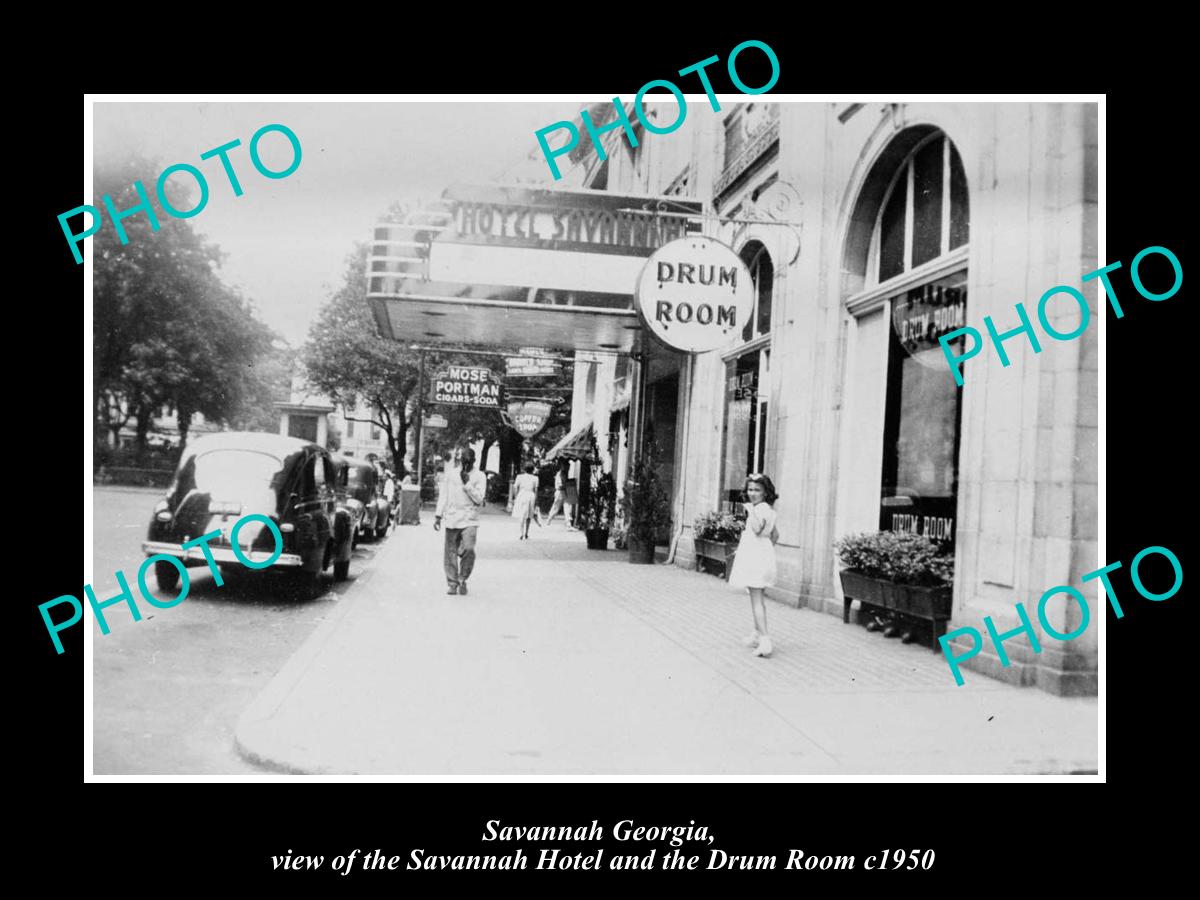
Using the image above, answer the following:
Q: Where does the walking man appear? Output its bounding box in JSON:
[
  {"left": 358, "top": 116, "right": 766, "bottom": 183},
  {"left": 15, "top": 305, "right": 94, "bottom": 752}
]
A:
[{"left": 434, "top": 446, "right": 487, "bottom": 595}]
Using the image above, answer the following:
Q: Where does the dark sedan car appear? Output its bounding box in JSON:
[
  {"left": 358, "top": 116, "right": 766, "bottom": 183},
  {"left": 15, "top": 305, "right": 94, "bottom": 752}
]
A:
[
  {"left": 345, "top": 458, "right": 390, "bottom": 541},
  {"left": 141, "top": 432, "right": 354, "bottom": 599}
]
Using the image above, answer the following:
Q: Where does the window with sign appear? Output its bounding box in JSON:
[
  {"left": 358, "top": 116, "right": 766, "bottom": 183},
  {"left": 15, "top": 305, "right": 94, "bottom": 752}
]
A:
[
  {"left": 720, "top": 239, "right": 774, "bottom": 510},
  {"left": 872, "top": 133, "right": 969, "bottom": 548}
]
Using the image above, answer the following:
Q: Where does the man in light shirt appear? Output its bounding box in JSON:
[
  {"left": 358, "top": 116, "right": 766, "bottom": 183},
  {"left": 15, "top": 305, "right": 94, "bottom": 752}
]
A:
[{"left": 434, "top": 446, "right": 487, "bottom": 595}]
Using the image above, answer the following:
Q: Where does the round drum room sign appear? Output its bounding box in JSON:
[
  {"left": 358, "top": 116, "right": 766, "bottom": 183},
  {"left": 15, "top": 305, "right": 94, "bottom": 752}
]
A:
[{"left": 634, "top": 236, "right": 753, "bottom": 353}]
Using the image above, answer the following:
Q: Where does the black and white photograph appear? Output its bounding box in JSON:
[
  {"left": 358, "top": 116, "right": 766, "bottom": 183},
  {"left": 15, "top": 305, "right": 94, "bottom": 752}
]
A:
[{"left": 81, "top": 94, "right": 1106, "bottom": 778}]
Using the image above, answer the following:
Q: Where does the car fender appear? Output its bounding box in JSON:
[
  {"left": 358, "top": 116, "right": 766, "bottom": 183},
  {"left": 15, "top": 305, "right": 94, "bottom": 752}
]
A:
[{"left": 333, "top": 509, "right": 354, "bottom": 562}]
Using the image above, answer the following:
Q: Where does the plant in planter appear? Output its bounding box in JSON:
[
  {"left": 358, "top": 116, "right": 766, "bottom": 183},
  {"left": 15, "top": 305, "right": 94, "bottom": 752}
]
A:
[
  {"left": 692, "top": 510, "right": 745, "bottom": 578},
  {"left": 834, "top": 530, "right": 955, "bottom": 650},
  {"left": 621, "top": 444, "right": 671, "bottom": 564},
  {"left": 610, "top": 508, "right": 628, "bottom": 550},
  {"left": 611, "top": 525, "right": 628, "bottom": 550},
  {"left": 577, "top": 470, "right": 617, "bottom": 549}
]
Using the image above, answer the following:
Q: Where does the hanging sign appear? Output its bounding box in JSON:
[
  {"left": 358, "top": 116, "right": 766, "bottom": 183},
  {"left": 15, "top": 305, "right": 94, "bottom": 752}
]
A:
[
  {"left": 430, "top": 366, "right": 502, "bottom": 408},
  {"left": 422, "top": 414, "right": 448, "bottom": 429},
  {"left": 507, "top": 400, "right": 553, "bottom": 438},
  {"left": 635, "top": 236, "right": 753, "bottom": 353},
  {"left": 506, "top": 347, "right": 561, "bottom": 377}
]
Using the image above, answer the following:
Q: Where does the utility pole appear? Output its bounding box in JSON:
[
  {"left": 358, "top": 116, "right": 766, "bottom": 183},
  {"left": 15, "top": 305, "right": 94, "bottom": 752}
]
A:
[{"left": 414, "top": 350, "right": 426, "bottom": 520}]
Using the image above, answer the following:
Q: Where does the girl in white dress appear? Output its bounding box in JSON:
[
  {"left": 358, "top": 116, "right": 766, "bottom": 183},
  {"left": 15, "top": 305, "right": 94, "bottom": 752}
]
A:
[{"left": 727, "top": 474, "right": 779, "bottom": 657}]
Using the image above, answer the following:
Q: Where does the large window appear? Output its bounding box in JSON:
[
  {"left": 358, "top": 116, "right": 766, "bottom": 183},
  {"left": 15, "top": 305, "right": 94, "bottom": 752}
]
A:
[
  {"left": 872, "top": 134, "right": 969, "bottom": 548},
  {"left": 720, "top": 350, "right": 770, "bottom": 507},
  {"left": 741, "top": 242, "right": 774, "bottom": 343},
  {"left": 720, "top": 241, "right": 774, "bottom": 508},
  {"left": 871, "top": 135, "right": 968, "bottom": 286}
]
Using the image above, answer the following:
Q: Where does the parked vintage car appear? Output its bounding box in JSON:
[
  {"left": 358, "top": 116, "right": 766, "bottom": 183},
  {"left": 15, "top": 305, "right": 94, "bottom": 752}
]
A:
[
  {"left": 345, "top": 458, "right": 390, "bottom": 540},
  {"left": 141, "top": 432, "right": 355, "bottom": 598},
  {"left": 329, "top": 454, "right": 366, "bottom": 574}
]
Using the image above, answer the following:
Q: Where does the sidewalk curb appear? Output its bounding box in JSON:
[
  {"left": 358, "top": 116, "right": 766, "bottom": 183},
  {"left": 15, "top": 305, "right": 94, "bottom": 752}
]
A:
[{"left": 233, "top": 529, "right": 401, "bottom": 775}]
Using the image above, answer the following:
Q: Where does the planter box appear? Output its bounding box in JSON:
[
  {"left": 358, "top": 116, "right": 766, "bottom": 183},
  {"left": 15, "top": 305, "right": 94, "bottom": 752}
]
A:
[
  {"left": 694, "top": 537, "right": 737, "bottom": 580},
  {"left": 839, "top": 569, "right": 953, "bottom": 651},
  {"left": 584, "top": 528, "right": 610, "bottom": 550},
  {"left": 627, "top": 535, "right": 656, "bottom": 564}
]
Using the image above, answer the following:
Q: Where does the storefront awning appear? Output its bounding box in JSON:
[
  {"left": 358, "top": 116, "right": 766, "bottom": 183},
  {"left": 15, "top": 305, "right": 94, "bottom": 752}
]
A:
[{"left": 542, "top": 423, "right": 594, "bottom": 462}]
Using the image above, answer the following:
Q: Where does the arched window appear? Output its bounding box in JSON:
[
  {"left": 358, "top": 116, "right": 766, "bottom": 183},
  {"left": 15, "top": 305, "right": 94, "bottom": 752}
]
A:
[
  {"left": 867, "top": 132, "right": 969, "bottom": 549},
  {"left": 841, "top": 127, "right": 970, "bottom": 553},
  {"left": 871, "top": 134, "right": 969, "bottom": 286},
  {"left": 741, "top": 242, "right": 774, "bottom": 343},
  {"left": 719, "top": 241, "right": 774, "bottom": 508}
]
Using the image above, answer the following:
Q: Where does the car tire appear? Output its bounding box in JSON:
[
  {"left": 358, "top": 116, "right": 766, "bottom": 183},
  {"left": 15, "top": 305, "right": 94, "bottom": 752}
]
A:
[
  {"left": 295, "top": 570, "right": 324, "bottom": 601},
  {"left": 334, "top": 559, "right": 350, "bottom": 581},
  {"left": 377, "top": 517, "right": 389, "bottom": 538},
  {"left": 362, "top": 527, "right": 375, "bottom": 542},
  {"left": 155, "top": 560, "right": 181, "bottom": 593}
]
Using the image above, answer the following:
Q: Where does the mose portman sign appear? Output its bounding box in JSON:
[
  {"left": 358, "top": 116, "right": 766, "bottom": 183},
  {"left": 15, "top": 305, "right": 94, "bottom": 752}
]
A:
[
  {"left": 635, "top": 236, "right": 753, "bottom": 352},
  {"left": 432, "top": 366, "right": 502, "bottom": 408}
]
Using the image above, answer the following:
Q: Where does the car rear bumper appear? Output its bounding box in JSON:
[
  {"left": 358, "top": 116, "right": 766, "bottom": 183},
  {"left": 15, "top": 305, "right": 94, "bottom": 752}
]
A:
[{"left": 142, "top": 541, "right": 304, "bottom": 568}]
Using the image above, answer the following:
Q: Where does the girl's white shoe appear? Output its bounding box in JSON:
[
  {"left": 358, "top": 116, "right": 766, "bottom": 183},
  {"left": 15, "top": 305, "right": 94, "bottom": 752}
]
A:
[
  {"left": 744, "top": 631, "right": 762, "bottom": 648},
  {"left": 753, "top": 635, "right": 773, "bottom": 657}
]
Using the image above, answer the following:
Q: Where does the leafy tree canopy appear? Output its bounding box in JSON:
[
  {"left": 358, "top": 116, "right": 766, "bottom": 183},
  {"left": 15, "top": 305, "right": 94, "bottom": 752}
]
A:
[{"left": 93, "top": 153, "right": 277, "bottom": 449}]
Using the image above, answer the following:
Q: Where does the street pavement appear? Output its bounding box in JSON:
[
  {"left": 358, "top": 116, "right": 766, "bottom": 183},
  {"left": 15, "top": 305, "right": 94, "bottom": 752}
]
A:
[
  {"left": 235, "top": 507, "right": 1098, "bottom": 776},
  {"left": 91, "top": 486, "right": 384, "bottom": 774}
]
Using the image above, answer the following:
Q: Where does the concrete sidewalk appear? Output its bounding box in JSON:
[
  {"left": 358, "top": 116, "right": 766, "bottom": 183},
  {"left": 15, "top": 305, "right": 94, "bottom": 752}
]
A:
[{"left": 235, "top": 509, "right": 1098, "bottom": 775}]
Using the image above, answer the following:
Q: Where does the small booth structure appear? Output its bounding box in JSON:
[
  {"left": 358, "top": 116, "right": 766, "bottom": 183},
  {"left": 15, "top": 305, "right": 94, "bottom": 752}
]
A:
[{"left": 397, "top": 483, "right": 422, "bottom": 525}]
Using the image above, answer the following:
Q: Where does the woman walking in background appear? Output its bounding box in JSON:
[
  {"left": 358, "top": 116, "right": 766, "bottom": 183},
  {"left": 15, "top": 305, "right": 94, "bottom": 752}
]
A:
[
  {"left": 728, "top": 474, "right": 780, "bottom": 658},
  {"left": 511, "top": 462, "right": 540, "bottom": 540},
  {"left": 562, "top": 469, "right": 579, "bottom": 530},
  {"left": 541, "top": 459, "right": 570, "bottom": 527}
]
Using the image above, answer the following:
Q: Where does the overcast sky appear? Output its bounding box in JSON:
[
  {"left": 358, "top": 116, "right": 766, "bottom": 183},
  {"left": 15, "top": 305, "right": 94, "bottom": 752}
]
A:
[{"left": 92, "top": 101, "right": 583, "bottom": 346}]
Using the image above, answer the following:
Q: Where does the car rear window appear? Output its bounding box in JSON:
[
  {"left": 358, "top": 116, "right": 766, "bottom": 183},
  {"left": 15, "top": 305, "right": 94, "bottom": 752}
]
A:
[{"left": 182, "top": 449, "right": 288, "bottom": 509}]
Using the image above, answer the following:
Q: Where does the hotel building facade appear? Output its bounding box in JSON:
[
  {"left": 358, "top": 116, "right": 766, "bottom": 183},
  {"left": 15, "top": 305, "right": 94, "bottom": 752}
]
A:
[{"left": 369, "top": 100, "right": 1099, "bottom": 695}]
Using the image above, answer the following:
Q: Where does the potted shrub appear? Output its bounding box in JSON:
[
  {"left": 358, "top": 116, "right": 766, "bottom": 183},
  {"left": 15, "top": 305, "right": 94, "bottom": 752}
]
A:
[
  {"left": 577, "top": 470, "right": 617, "bottom": 550},
  {"left": 611, "top": 524, "right": 628, "bottom": 551},
  {"left": 833, "top": 530, "right": 954, "bottom": 650},
  {"left": 621, "top": 447, "right": 671, "bottom": 564},
  {"left": 692, "top": 510, "right": 745, "bottom": 578}
]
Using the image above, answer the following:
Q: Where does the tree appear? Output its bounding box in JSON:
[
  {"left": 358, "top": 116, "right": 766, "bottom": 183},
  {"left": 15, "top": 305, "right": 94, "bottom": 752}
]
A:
[
  {"left": 303, "top": 243, "right": 422, "bottom": 474},
  {"left": 227, "top": 337, "right": 293, "bottom": 433},
  {"left": 92, "top": 153, "right": 276, "bottom": 451}
]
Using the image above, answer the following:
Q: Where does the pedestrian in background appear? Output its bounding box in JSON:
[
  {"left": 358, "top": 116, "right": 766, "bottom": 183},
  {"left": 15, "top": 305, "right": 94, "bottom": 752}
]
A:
[
  {"left": 511, "top": 461, "right": 540, "bottom": 540},
  {"left": 382, "top": 470, "right": 397, "bottom": 522},
  {"left": 542, "top": 459, "right": 571, "bottom": 527},
  {"left": 434, "top": 446, "right": 487, "bottom": 595},
  {"left": 563, "top": 469, "right": 579, "bottom": 530},
  {"left": 728, "top": 474, "right": 780, "bottom": 658}
]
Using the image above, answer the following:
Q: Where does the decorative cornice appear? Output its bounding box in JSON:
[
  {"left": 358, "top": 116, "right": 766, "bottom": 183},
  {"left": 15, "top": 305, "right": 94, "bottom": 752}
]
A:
[{"left": 714, "top": 118, "right": 781, "bottom": 197}]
